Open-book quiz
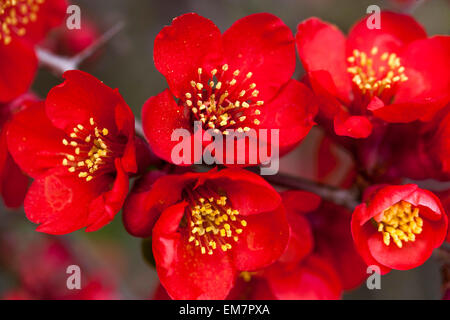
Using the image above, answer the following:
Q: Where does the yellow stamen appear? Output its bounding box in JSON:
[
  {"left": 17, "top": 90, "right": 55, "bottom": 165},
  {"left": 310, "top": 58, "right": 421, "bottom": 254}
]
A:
[{"left": 377, "top": 201, "right": 423, "bottom": 248}]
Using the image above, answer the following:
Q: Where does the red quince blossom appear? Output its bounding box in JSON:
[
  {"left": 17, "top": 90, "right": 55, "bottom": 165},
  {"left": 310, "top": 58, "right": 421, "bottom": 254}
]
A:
[
  {"left": 0, "top": 93, "right": 37, "bottom": 207},
  {"left": 123, "top": 168, "right": 290, "bottom": 299},
  {"left": 0, "top": 0, "right": 67, "bottom": 102},
  {"left": 143, "top": 12, "right": 317, "bottom": 165},
  {"left": 6, "top": 70, "right": 141, "bottom": 234},
  {"left": 351, "top": 184, "right": 448, "bottom": 274},
  {"left": 0, "top": 238, "right": 119, "bottom": 300},
  {"left": 361, "top": 107, "right": 450, "bottom": 182},
  {"left": 296, "top": 11, "right": 450, "bottom": 138},
  {"left": 257, "top": 190, "right": 365, "bottom": 299}
]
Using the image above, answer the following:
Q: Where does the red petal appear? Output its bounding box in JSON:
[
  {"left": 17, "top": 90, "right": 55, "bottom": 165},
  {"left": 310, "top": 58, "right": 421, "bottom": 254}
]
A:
[
  {"left": 21, "top": 0, "right": 68, "bottom": 45},
  {"left": 153, "top": 202, "right": 236, "bottom": 300},
  {"left": 142, "top": 89, "right": 194, "bottom": 164},
  {"left": 333, "top": 112, "right": 373, "bottom": 138},
  {"left": 208, "top": 168, "right": 282, "bottom": 216},
  {"left": 24, "top": 168, "right": 110, "bottom": 235},
  {"left": 296, "top": 17, "right": 351, "bottom": 105},
  {"left": 393, "top": 36, "right": 450, "bottom": 120},
  {"left": 311, "top": 201, "right": 367, "bottom": 290},
  {"left": 347, "top": 11, "right": 426, "bottom": 56},
  {"left": 260, "top": 79, "right": 317, "bottom": 155},
  {"left": 279, "top": 212, "right": 314, "bottom": 266},
  {"left": 123, "top": 172, "right": 189, "bottom": 237},
  {"left": 306, "top": 70, "right": 344, "bottom": 119},
  {"left": 362, "top": 184, "right": 418, "bottom": 224},
  {"left": 281, "top": 190, "right": 322, "bottom": 214},
  {"left": 85, "top": 159, "right": 130, "bottom": 232},
  {"left": 46, "top": 70, "right": 130, "bottom": 135},
  {"left": 351, "top": 204, "right": 392, "bottom": 274},
  {"left": 367, "top": 219, "right": 445, "bottom": 270},
  {"left": 231, "top": 205, "right": 289, "bottom": 271},
  {"left": 114, "top": 92, "right": 137, "bottom": 173},
  {"left": 0, "top": 40, "right": 37, "bottom": 103},
  {"left": 316, "top": 135, "right": 339, "bottom": 182},
  {"left": 153, "top": 13, "right": 223, "bottom": 98},
  {"left": 265, "top": 255, "right": 342, "bottom": 300},
  {"left": 7, "top": 101, "right": 67, "bottom": 178},
  {"left": 1, "top": 152, "right": 29, "bottom": 208},
  {"left": 223, "top": 13, "right": 295, "bottom": 102}
]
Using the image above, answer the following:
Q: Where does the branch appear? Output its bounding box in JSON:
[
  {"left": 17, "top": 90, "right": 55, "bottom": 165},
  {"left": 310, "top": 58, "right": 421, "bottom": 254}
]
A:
[
  {"left": 36, "top": 21, "right": 125, "bottom": 75},
  {"left": 135, "top": 119, "right": 144, "bottom": 137},
  {"left": 264, "top": 172, "right": 360, "bottom": 209}
]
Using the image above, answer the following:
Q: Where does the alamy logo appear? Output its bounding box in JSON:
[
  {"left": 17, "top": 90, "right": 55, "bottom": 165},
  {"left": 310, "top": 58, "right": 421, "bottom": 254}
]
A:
[
  {"left": 66, "top": 265, "right": 81, "bottom": 290},
  {"left": 366, "top": 265, "right": 381, "bottom": 290},
  {"left": 66, "top": 5, "right": 81, "bottom": 30},
  {"left": 366, "top": 5, "right": 381, "bottom": 30}
]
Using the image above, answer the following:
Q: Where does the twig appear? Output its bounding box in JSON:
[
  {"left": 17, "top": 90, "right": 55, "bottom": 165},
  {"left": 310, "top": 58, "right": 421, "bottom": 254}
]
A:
[
  {"left": 264, "top": 172, "right": 360, "bottom": 209},
  {"left": 135, "top": 119, "right": 144, "bottom": 137}
]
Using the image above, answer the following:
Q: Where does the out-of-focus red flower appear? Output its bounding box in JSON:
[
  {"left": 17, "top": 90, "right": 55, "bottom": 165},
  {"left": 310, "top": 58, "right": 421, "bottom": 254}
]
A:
[
  {"left": 257, "top": 191, "right": 365, "bottom": 299},
  {"left": 0, "top": 94, "right": 38, "bottom": 207},
  {"left": 143, "top": 13, "right": 317, "bottom": 166},
  {"left": 42, "top": 17, "right": 100, "bottom": 58},
  {"left": 364, "top": 106, "right": 450, "bottom": 182},
  {"left": 0, "top": 0, "right": 68, "bottom": 102},
  {"left": 296, "top": 11, "right": 450, "bottom": 138},
  {"left": 303, "top": 196, "right": 368, "bottom": 290},
  {"left": 6, "top": 70, "right": 143, "bottom": 234},
  {"left": 123, "top": 168, "right": 289, "bottom": 299},
  {"left": 428, "top": 107, "right": 450, "bottom": 176},
  {"left": 1, "top": 238, "right": 118, "bottom": 300},
  {"left": 56, "top": 19, "right": 99, "bottom": 56},
  {"left": 352, "top": 184, "right": 448, "bottom": 274}
]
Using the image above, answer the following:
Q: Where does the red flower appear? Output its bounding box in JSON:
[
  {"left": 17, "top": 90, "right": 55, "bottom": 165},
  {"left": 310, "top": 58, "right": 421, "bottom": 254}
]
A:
[
  {"left": 259, "top": 191, "right": 365, "bottom": 299},
  {"left": 143, "top": 13, "right": 317, "bottom": 165},
  {"left": 42, "top": 16, "right": 100, "bottom": 59},
  {"left": 7, "top": 70, "right": 140, "bottom": 234},
  {"left": 429, "top": 107, "right": 450, "bottom": 175},
  {"left": 1, "top": 238, "right": 119, "bottom": 300},
  {"left": 299, "top": 194, "right": 367, "bottom": 290},
  {"left": 123, "top": 168, "right": 289, "bottom": 299},
  {"left": 0, "top": 94, "right": 37, "bottom": 207},
  {"left": 363, "top": 107, "right": 450, "bottom": 182},
  {"left": 351, "top": 184, "right": 448, "bottom": 274},
  {"left": 296, "top": 11, "right": 450, "bottom": 138},
  {"left": 0, "top": 0, "right": 67, "bottom": 102}
]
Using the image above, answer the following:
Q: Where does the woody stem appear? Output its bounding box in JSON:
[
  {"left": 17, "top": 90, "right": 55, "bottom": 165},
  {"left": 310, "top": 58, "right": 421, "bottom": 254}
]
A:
[{"left": 263, "top": 172, "right": 360, "bottom": 209}]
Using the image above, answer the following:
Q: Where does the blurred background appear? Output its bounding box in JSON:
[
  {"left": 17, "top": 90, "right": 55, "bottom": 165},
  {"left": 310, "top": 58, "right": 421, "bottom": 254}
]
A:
[{"left": 1, "top": 0, "right": 449, "bottom": 299}]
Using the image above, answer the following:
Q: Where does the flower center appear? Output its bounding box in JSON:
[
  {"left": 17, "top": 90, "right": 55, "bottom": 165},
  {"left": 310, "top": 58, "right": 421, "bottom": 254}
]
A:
[
  {"left": 183, "top": 64, "right": 264, "bottom": 135},
  {"left": 377, "top": 200, "right": 423, "bottom": 248},
  {"left": 347, "top": 47, "right": 408, "bottom": 99},
  {"left": 0, "top": 0, "right": 44, "bottom": 45},
  {"left": 61, "top": 118, "right": 122, "bottom": 182},
  {"left": 185, "top": 189, "right": 247, "bottom": 255}
]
